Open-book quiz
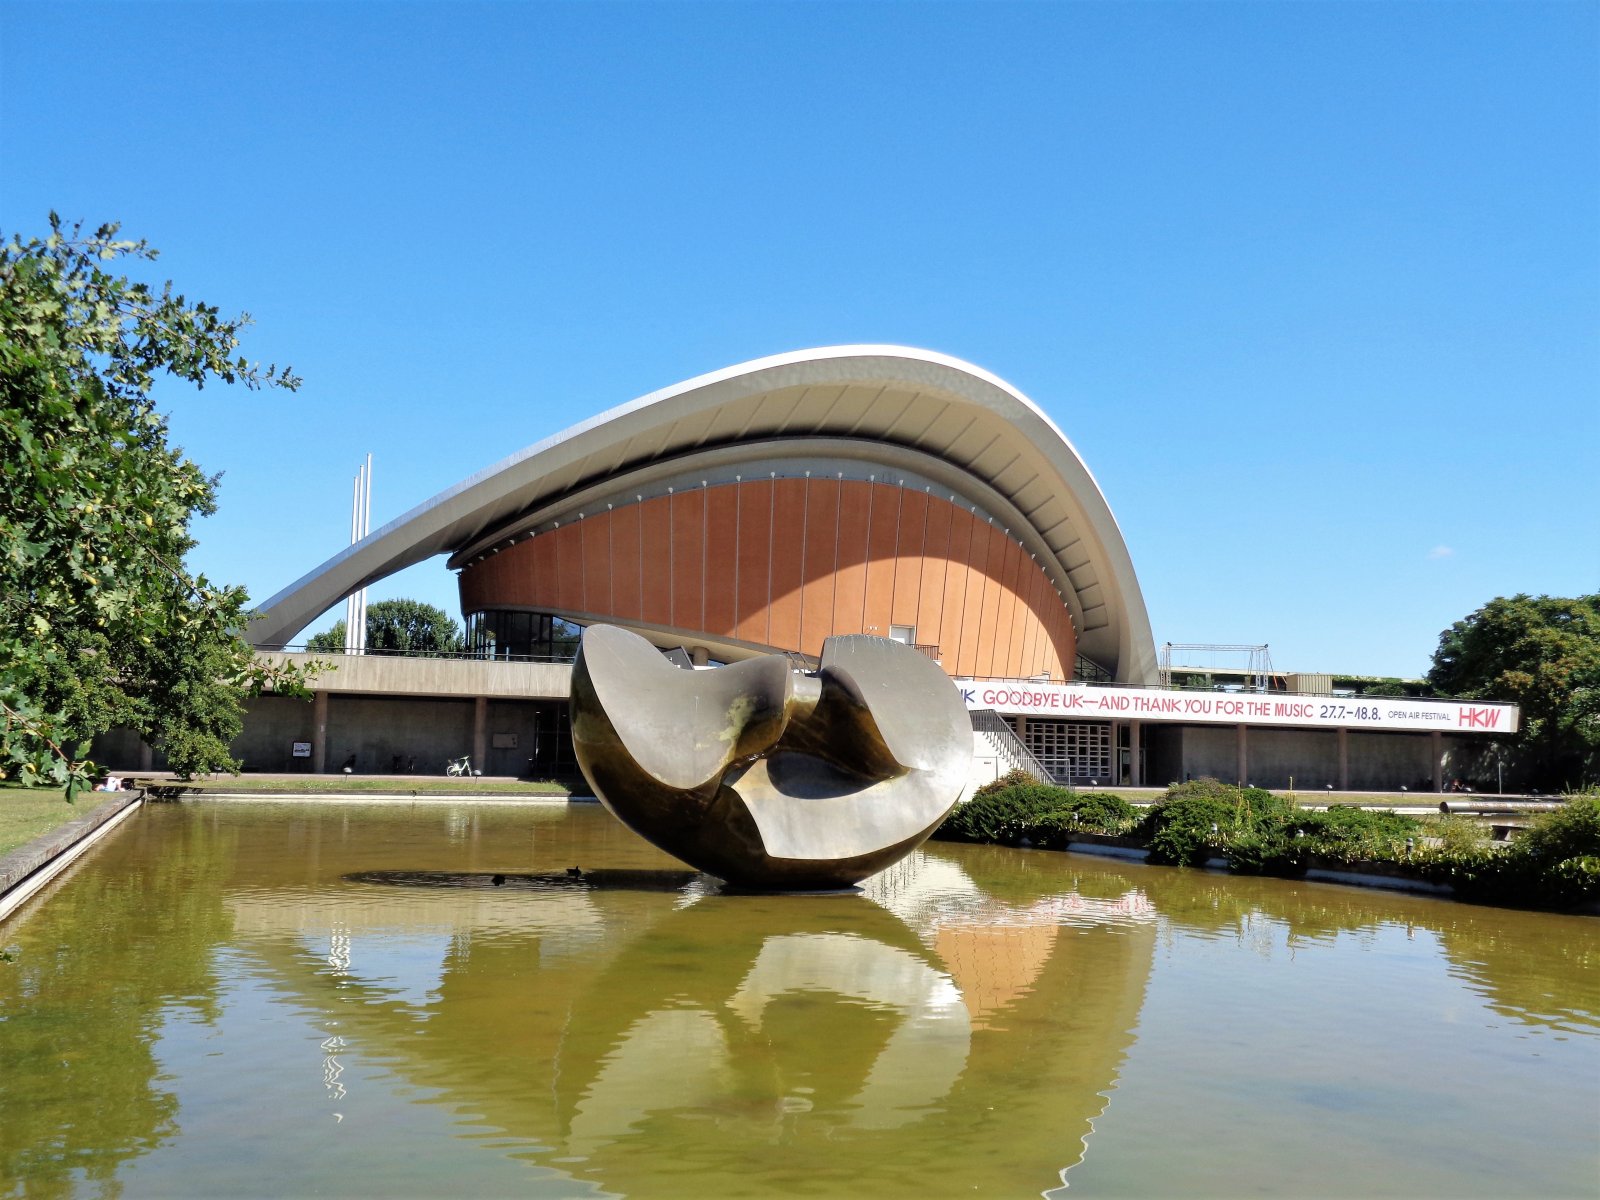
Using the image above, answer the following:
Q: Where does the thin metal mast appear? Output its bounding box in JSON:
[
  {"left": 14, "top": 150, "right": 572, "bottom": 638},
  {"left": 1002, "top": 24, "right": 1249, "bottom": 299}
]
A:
[{"left": 344, "top": 456, "right": 372, "bottom": 654}]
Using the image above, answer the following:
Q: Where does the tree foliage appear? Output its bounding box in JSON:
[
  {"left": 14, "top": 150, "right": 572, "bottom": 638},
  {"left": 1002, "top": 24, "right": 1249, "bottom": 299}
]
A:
[
  {"left": 1, "top": 214, "right": 309, "bottom": 791},
  {"left": 1427, "top": 594, "right": 1600, "bottom": 789},
  {"left": 306, "top": 599, "right": 463, "bottom": 655}
]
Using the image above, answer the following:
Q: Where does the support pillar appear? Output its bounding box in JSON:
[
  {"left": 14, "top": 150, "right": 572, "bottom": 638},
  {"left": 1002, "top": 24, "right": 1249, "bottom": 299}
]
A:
[
  {"left": 1129, "top": 720, "right": 1143, "bottom": 787},
  {"left": 1110, "top": 720, "right": 1121, "bottom": 785},
  {"left": 313, "top": 690, "right": 328, "bottom": 774},
  {"left": 1431, "top": 730, "right": 1444, "bottom": 793},
  {"left": 1236, "top": 723, "right": 1248, "bottom": 787},
  {"left": 1337, "top": 727, "right": 1349, "bottom": 791},
  {"left": 473, "top": 696, "right": 488, "bottom": 774},
  {"left": 139, "top": 741, "right": 154, "bottom": 773}
]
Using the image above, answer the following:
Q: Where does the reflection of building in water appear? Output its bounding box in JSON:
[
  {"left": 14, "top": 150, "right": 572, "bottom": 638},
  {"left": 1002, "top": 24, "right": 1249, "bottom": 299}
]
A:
[
  {"left": 228, "top": 841, "right": 1157, "bottom": 1196},
  {"left": 865, "top": 848, "right": 1154, "bottom": 1031},
  {"left": 934, "top": 923, "right": 1063, "bottom": 1030}
]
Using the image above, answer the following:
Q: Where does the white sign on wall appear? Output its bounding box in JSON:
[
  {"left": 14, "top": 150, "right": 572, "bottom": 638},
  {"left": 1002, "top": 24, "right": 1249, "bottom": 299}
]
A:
[{"left": 958, "top": 681, "right": 1519, "bottom": 734}]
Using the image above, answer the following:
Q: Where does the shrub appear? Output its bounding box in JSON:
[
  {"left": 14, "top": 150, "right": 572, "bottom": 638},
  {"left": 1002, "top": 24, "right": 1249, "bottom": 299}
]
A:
[
  {"left": 1423, "top": 813, "right": 1490, "bottom": 855},
  {"left": 936, "top": 781, "right": 1076, "bottom": 844},
  {"left": 1066, "top": 791, "right": 1137, "bottom": 833},
  {"left": 1292, "top": 806, "right": 1421, "bottom": 863},
  {"left": 1219, "top": 806, "right": 1426, "bottom": 878},
  {"left": 1159, "top": 778, "right": 1240, "bottom": 804},
  {"left": 935, "top": 782, "right": 1135, "bottom": 847},
  {"left": 967, "top": 767, "right": 1043, "bottom": 804},
  {"left": 1139, "top": 784, "right": 1244, "bottom": 867},
  {"left": 1418, "top": 797, "right": 1600, "bottom": 908},
  {"left": 1518, "top": 795, "right": 1600, "bottom": 864},
  {"left": 1027, "top": 791, "right": 1139, "bottom": 849},
  {"left": 1139, "top": 781, "right": 1421, "bottom": 875}
]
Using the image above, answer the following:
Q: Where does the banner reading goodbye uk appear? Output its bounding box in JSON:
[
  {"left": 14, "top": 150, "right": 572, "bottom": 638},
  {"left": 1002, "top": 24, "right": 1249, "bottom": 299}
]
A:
[{"left": 958, "top": 681, "right": 1520, "bottom": 734}]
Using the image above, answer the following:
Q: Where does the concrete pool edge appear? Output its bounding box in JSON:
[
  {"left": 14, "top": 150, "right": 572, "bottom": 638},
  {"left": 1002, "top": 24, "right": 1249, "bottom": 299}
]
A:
[
  {"left": 173, "top": 792, "right": 600, "bottom": 804},
  {"left": 0, "top": 791, "right": 145, "bottom": 924}
]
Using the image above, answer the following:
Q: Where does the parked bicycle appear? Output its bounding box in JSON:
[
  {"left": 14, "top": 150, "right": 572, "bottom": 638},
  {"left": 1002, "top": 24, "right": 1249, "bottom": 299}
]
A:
[{"left": 445, "top": 754, "right": 477, "bottom": 778}]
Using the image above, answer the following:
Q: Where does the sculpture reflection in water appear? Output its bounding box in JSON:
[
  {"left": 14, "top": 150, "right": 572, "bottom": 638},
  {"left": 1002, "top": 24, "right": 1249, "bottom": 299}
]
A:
[
  {"left": 288, "top": 847, "right": 1158, "bottom": 1197},
  {"left": 552, "top": 856, "right": 1159, "bottom": 1194},
  {"left": 569, "top": 624, "right": 973, "bottom": 889}
]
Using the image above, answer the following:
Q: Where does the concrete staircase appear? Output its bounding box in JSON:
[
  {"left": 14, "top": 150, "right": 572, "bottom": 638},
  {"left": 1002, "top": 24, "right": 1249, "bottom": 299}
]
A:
[{"left": 968, "top": 708, "right": 1054, "bottom": 788}]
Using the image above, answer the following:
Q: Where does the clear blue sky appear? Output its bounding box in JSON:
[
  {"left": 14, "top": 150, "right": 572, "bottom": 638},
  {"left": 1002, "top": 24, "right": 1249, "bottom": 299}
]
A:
[{"left": 4, "top": 1, "right": 1596, "bottom": 678}]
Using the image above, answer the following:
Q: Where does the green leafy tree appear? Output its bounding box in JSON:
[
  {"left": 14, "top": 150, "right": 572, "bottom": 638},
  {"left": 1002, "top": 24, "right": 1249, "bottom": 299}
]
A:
[
  {"left": 306, "top": 599, "right": 463, "bottom": 655},
  {"left": 1427, "top": 594, "right": 1600, "bottom": 789},
  {"left": 1, "top": 214, "right": 311, "bottom": 791}
]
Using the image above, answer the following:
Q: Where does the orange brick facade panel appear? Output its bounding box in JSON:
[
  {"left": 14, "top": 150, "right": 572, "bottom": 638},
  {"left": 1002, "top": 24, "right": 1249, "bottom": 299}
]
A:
[{"left": 458, "top": 480, "right": 1077, "bottom": 679}]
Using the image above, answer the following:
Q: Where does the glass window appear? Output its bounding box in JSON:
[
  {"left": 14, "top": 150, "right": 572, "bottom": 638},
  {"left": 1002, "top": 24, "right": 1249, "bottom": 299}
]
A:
[{"left": 464, "top": 610, "right": 584, "bottom": 662}]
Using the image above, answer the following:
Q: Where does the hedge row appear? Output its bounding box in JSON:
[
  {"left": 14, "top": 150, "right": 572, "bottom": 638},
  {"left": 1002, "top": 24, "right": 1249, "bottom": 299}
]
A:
[{"left": 934, "top": 774, "right": 1600, "bottom": 910}]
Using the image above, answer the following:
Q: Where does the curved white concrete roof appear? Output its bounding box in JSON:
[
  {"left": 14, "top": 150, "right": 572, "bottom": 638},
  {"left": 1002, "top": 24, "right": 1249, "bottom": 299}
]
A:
[{"left": 249, "top": 347, "right": 1159, "bottom": 684}]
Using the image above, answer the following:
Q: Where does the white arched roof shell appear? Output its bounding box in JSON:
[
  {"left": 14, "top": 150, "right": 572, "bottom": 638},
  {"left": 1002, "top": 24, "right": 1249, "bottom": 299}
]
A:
[{"left": 248, "top": 346, "right": 1158, "bottom": 684}]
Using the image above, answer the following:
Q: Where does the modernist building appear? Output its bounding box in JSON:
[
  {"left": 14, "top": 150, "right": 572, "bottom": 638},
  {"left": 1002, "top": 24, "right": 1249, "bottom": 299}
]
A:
[{"left": 207, "top": 347, "right": 1513, "bottom": 789}]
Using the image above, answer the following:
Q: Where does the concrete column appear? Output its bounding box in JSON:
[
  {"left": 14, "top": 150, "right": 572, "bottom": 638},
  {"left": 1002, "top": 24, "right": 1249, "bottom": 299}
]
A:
[
  {"left": 1337, "top": 727, "right": 1349, "bottom": 791},
  {"left": 139, "top": 741, "right": 154, "bottom": 772},
  {"left": 1110, "top": 720, "right": 1121, "bottom": 783},
  {"left": 1236, "top": 723, "right": 1248, "bottom": 786},
  {"left": 1129, "top": 720, "right": 1143, "bottom": 787},
  {"left": 473, "top": 696, "right": 488, "bottom": 773},
  {"left": 690, "top": 645, "right": 710, "bottom": 667},
  {"left": 312, "top": 690, "right": 328, "bottom": 774},
  {"left": 1431, "top": 731, "right": 1444, "bottom": 793}
]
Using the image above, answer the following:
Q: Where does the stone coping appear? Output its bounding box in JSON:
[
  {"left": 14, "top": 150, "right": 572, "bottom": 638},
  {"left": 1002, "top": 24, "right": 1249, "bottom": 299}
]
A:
[{"left": 0, "top": 790, "right": 144, "bottom": 922}]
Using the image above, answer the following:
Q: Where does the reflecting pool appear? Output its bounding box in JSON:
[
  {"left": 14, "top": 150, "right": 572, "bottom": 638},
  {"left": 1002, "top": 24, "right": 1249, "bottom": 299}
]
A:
[{"left": 1, "top": 802, "right": 1596, "bottom": 1198}]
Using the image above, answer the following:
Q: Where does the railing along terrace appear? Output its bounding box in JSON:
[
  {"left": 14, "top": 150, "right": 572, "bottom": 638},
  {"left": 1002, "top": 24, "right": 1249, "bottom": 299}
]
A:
[{"left": 274, "top": 644, "right": 579, "bottom": 665}]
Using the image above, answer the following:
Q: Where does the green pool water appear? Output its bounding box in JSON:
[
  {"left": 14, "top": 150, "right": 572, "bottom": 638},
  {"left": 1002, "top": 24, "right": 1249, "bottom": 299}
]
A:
[{"left": 1, "top": 801, "right": 1595, "bottom": 1198}]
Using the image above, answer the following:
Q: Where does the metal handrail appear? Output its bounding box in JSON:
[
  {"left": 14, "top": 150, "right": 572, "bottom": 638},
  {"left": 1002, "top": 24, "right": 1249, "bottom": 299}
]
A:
[{"left": 269, "top": 644, "right": 579, "bottom": 665}]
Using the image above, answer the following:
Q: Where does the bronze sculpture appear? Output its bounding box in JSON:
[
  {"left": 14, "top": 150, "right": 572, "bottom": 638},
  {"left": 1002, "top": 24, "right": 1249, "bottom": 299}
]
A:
[{"left": 569, "top": 624, "right": 971, "bottom": 889}]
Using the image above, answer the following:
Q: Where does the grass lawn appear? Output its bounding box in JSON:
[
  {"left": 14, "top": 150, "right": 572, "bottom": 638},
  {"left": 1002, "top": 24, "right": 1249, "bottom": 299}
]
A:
[{"left": 0, "top": 784, "right": 120, "bottom": 858}]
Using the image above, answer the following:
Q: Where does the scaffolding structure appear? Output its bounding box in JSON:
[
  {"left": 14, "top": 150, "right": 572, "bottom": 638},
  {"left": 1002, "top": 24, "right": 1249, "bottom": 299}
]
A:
[{"left": 1159, "top": 642, "right": 1276, "bottom": 692}]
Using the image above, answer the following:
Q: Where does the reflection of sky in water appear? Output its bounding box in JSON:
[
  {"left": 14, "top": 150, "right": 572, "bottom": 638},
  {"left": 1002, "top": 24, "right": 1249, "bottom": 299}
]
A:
[{"left": 306, "top": 930, "right": 451, "bottom": 1007}]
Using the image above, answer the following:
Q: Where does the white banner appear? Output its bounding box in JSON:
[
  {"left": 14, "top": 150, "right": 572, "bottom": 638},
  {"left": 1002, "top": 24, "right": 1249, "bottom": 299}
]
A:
[{"left": 958, "top": 681, "right": 1519, "bottom": 734}]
